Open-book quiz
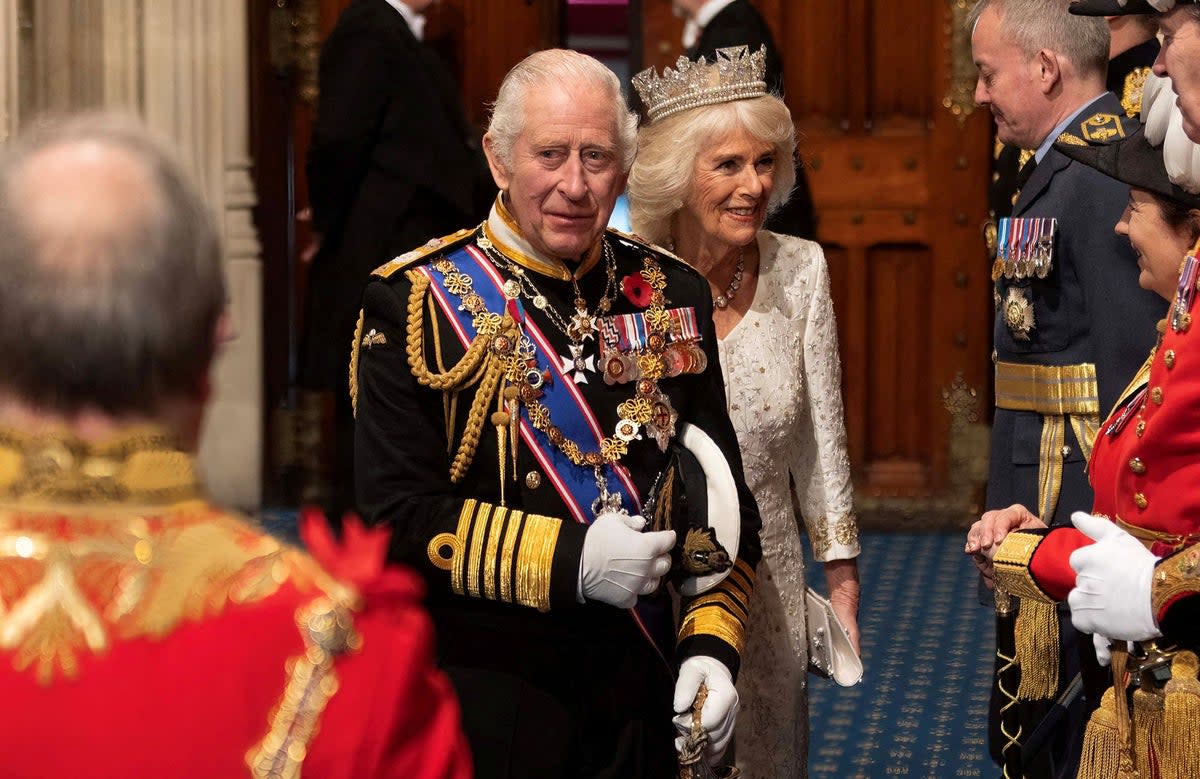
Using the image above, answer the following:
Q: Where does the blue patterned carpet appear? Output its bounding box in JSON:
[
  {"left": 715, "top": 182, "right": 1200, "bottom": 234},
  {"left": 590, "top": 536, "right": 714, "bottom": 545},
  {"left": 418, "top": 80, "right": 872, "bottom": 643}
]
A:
[
  {"left": 259, "top": 513, "right": 996, "bottom": 778},
  {"left": 805, "top": 532, "right": 995, "bottom": 779}
]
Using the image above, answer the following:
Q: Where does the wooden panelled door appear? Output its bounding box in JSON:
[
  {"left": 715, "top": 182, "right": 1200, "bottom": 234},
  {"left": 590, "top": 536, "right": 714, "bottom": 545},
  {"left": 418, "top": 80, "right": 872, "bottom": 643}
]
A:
[{"left": 643, "top": 0, "right": 994, "bottom": 518}]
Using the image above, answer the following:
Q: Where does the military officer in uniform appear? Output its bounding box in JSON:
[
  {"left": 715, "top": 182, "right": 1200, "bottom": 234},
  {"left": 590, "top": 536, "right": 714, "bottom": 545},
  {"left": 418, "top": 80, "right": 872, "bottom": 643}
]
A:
[
  {"left": 0, "top": 114, "right": 469, "bottom": 778},
  {"left": 968, "top": 72, "right": 1200, "bottom": 778},
  {"left": 352, "top": 49, "right": 762, "bottom": 778},
  {"left": 987, "top": 8, "right": 1158, "bottom": 249},
  {"left": 970, "top": 2, "right": 1167, "bottom": 777}
]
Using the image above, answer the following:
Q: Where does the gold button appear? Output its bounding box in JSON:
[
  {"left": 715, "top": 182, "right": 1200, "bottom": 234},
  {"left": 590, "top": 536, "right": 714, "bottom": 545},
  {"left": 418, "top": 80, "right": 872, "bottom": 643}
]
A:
[
  {"left": 1129, "top": 458, "right": 1146, "bottom": 475},
  {"left": 1134, "top": 493, "right": 1148, "bottom": 510},
  {"left": 1165, "top": 350, "right": 1176, "bottom": 369},
  {"left": 1136, "top": 420, "right": 1146, "bottom": 437},
  {"left": 1152, "top": 387, "right": 1164, "bottom": 405},
  {"left": 525, "top": 471, "right": 542, "bottom": 489}
]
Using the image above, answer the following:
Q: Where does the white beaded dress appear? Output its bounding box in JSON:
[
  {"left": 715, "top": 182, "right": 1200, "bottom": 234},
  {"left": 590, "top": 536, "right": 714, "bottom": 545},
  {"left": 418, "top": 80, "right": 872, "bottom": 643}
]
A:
[{"left": 718, "top": 231, "right": 860, "bottom": 778}]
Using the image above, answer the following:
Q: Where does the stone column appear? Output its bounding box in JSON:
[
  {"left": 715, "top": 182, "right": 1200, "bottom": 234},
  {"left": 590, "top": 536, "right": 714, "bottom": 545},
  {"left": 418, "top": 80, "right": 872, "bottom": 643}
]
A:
[
  {"left": 0, "top": 0, "right": 17, "bottom": 141},
  {"left": 2, "top": 0, "right": 263, "bottom": 507},
  {"left": 142, "top": 0, "right": 262, "bottom": 508}
]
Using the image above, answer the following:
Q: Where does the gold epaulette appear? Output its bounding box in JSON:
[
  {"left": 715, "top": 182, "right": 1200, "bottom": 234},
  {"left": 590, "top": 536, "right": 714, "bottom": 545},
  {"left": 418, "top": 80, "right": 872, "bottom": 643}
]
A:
[
  {"left": 1122, "top": 66, "right": 1151, "bottom": 119},
  {"left": 370, "top": 226, "right": 479, "bottom": 280},
  {"left": 678, "top": 558, "right": 756, "bottom": 655},
  {"left": 427, "top": 499, "right": 561, "bottom": 612},
  {"left": 1079, "top": 111, "right": 1133, "bottom": 144}
]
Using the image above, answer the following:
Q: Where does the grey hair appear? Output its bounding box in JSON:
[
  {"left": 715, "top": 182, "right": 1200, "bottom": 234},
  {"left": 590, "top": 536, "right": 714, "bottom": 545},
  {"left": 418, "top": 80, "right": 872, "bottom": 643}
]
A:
[
  {"left": 967, "top": 0, "right": 1109, "bottom": 76},
  {"left": 486, "top": 48, "right": 639, "bottom": 173},
  {"left": 0, "top": 112, "right": 225, "bottom": 415},
  {"left": 627, "top": 94, "right": 797, "bottom": 247}
]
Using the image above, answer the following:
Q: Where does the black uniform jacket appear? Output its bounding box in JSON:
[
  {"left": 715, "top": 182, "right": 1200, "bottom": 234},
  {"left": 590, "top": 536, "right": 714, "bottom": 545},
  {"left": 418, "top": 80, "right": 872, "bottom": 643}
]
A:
[
  {"left": 352, "top": 215, "right": 762, "bottom": 778},
  {"left": 302, "top": 0, "right": 493, "bottom": 388}
]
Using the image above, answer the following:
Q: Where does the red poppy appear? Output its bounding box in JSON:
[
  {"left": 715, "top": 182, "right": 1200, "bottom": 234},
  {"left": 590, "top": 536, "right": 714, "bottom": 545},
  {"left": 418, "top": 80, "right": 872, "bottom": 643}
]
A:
[{"left": 622, "top": 273, "right": 652, "bottom": 308}]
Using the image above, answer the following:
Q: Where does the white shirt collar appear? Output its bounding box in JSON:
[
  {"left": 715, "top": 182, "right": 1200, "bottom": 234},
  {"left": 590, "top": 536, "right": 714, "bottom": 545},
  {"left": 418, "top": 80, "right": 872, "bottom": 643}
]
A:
[
  {"left": 682, "top": 0, "right": 739, "bottom": 49},
  {"left": 382, "top": 0, "right": 425, "bottom": 41}
]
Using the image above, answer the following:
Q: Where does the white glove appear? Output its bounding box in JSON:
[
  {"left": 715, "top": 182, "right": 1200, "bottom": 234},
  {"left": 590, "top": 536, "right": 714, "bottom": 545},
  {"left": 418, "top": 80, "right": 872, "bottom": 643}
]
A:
[
  {"left": 672, "top": 656, "right": 738, "bottom": 762},
  {"left": 578, "top": 512, "right": 674, "bottom": 609},
  {"left": 1067, "top": 512, "right": 1162, "bottom": 642},
  {"left": 1090, "top": 634, "right": 1134, "bottom": 667}
]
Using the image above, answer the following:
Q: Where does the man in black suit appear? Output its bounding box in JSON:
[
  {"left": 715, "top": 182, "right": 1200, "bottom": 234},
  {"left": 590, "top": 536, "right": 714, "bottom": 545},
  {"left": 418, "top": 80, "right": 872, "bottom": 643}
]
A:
[
  {"left": 671, "top": 0, "right": 816, "bottom": 239},
  {"left": 969, "top": 2, "right": 1165, "bottom": 777},
  {"left": 302, "top": 0, "right": 494, "bottom": 512}
]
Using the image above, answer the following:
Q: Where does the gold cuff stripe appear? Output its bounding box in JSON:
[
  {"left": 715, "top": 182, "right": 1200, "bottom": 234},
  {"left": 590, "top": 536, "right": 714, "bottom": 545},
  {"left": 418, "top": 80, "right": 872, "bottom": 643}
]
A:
[
  {"left": 499, "top": 509, "right": 523, "bottom": 604},
  {"left": 993, "top": 532, "right": 1054, "bottom": 603},
  {"left": 994, "top": 361, "right": 1101, "bottom": 415},
  {"left": 1151, "top": 546, "right": 1200, "bottom": 618},
  {"left": 685, "top": 591, "right": 749, "bottom": 623},
  {"left": 727, "top": 566, "right": 755, "bottom": 599},
  {"left": 426, "top": 499, "right": 477, "bottom": 596},
  {"left": 679, "top": 606, "right": 746, "bottom": 655},
  {"left": 466, "top": 503, "right": 492, "bottom": 599},
  {"left": 483, "top": 506, "right": 508, "bottom": 601},
  {"left": 515, "top": 514, "right": 561, "bottom": 613}
]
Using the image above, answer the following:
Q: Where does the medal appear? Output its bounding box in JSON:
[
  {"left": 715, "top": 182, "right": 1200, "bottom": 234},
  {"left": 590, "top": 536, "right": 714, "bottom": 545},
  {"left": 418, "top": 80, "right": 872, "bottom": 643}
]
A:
[{"left": 1003, "top": 286, "right": 1035, "bottom": 341}]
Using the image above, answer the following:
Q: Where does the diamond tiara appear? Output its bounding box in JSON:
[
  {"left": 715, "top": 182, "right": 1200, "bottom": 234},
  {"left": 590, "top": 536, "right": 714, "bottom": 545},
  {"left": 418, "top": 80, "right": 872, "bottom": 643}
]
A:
[{"left": 632, "top": 45, "right": 769, "bottom": 124}]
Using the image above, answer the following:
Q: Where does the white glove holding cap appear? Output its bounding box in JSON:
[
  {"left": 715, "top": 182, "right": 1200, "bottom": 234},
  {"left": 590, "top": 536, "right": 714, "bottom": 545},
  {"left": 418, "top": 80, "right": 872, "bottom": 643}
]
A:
[{"left": 578, "top": 512, "right": 674, "bottom": 609}]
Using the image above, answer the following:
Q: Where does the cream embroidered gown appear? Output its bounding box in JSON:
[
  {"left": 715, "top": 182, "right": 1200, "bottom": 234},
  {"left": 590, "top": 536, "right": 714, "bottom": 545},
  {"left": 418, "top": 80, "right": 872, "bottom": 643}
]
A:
[{"left": 718, "top": 231, "right": 861, "bottom": 778}]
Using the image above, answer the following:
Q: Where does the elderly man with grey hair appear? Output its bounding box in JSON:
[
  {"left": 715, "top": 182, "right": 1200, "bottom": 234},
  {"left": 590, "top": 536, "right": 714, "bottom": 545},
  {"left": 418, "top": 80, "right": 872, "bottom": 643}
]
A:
[
  {"left": 352, "top": 48, "right": 762, "bottom": 778},
  {"left": 0, "top": 114, "right": 473, "bottom": 777},
  {"left": 966, "top": 1, "right": 1165, "bottom": 778}
]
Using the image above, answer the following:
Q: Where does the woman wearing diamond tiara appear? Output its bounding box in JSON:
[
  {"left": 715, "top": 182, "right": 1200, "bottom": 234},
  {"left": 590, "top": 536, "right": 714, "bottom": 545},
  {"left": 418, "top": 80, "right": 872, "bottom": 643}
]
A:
[{"left": 629, "top": 46, "right": 861, "bottom": 777}]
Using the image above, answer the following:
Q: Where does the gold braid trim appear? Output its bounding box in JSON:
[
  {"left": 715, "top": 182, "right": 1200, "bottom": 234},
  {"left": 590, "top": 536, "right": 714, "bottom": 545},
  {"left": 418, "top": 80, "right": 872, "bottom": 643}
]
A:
[
  {"left": 515, "top": 512, "right": 560, "bottom": 612},
  {"left": 403, "top": 270, "right": 511, "bottom": 483},
  {"left": 993, "top": 532, "right": 1053, "bottom": 603},
  {"left": 349, "top": 309, "right": 365, "bottom": 418},
  {"left": 1014, "top": 598, "right": 1060, "bottom": 701},
  {"left": 1162, "top": 651, "right": 1200, "bottom": 779},
  {"left": 247, "top": 596, "right": 363, "bottom": 779},
  {"left": 1151, "top": 545, "right": 1200, "bottom": 619},
  {"left": 678, "top": 606, "right": 745, "bottom": 655},
  {"left": 993, "top": 532, "right": 1059, "bottom": 700},
  {"left": 684, "top": 591, "right": 749, "bottom": 623}
]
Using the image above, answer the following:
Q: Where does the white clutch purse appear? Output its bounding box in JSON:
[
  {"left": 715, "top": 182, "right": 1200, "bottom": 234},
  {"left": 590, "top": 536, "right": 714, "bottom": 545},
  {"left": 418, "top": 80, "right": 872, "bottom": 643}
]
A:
[{"left": 805, "top": 586, "right": 863, "bottom": 687}]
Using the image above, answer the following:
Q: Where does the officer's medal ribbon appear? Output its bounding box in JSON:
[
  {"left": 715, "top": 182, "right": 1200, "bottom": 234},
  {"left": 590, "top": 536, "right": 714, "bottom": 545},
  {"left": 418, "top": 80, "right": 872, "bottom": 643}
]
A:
[
  {"left": 1171, "top": 251, "right": 1199, "bottom": 334},
  {"left": 997, "top": 217, "right": 1057, "bottom": 280}
]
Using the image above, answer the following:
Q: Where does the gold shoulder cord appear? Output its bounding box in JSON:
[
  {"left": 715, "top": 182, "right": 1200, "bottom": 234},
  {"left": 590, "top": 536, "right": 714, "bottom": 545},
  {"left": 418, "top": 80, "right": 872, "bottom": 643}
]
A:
[{"left": 404, "top": 270, "right": 514, "bottom": 483}]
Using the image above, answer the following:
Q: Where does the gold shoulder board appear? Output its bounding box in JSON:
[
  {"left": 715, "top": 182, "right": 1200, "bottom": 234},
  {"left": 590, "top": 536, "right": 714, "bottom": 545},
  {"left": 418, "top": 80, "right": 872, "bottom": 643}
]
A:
[
  {"left": 1080, "top": 113, "right": 1126, "bottom": 143},
  {"left": 371, "top": 226, "right": 478, "bottom": 280}
]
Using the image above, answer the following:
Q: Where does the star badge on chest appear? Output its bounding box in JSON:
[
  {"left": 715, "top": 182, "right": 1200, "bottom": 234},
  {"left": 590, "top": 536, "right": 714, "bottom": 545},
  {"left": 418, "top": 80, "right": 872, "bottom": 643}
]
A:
[
  {"left": 1003, "top": 286, "right": 1035, "bottom": 341},
  {"left": 567, "top": 307, "right": 597, "bottom": 343},
  {"left": 560, "top": 344, "right": 595, "bottom": 384}
]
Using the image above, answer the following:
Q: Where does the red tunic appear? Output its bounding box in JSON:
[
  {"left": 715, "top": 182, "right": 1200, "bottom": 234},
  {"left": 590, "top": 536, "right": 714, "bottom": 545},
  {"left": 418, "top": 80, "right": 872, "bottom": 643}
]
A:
[
  {"left": 1004, "top": 283, "right": 1200, "bottom": 629},
  {"left": 0, "top": 430, "right": 471, "bottom": 779}
]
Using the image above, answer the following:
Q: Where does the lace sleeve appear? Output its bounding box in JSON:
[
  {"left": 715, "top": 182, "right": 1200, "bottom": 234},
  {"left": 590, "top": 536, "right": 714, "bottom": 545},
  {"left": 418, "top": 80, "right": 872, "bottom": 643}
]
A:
[{"left": 788, "top": 242, "right": 860, "bottom": 562}]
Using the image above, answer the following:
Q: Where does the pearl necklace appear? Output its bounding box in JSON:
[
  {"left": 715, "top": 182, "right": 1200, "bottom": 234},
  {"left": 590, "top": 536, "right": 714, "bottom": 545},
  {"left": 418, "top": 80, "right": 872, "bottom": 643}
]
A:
[{"left": 713, "top": 248, "right": 745, "bottom": 310}]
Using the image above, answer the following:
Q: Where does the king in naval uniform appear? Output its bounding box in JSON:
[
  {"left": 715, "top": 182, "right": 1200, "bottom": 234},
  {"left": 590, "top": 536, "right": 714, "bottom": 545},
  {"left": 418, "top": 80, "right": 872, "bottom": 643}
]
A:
[{"left": 352, "top": 48, "right": 762, "bottom": 779}]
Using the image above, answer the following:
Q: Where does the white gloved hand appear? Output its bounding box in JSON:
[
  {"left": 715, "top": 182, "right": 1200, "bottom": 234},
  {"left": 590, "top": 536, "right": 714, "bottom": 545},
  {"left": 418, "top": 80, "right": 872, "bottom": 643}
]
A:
[
  {"left": 672, "top": 656, "right": 739, "bottom": 762},
  {"left": 578, "top": 512, "right": 674, "bottom": 609},
  {"left": 1067, "top": 512, "right": 1162, "bottom": 642}
]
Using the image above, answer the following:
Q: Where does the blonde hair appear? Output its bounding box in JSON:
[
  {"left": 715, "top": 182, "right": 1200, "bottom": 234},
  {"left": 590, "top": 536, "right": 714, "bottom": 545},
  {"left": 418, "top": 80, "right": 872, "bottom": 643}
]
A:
[{"left": 627, "top": 95, "right": 796, "bottom": 246}]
